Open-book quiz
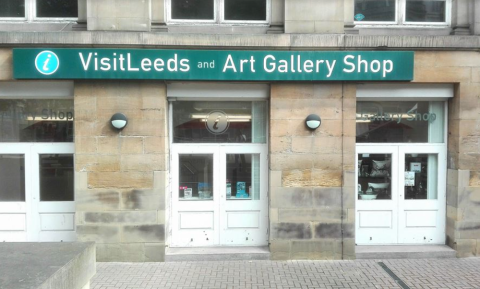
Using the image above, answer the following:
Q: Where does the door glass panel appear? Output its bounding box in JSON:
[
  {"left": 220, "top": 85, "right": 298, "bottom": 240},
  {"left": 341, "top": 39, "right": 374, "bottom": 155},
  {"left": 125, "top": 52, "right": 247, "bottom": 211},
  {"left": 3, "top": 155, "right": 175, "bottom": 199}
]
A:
[
  {"left": 0, "top": 154, "right": 25, "bottom": 202},
  {"left": 354, "top": 0, "right": 396, "bottom": 22},
  {"left": 36, "top": 0, "right": 78, "bottom": 18},
  {"left": 0, "top": 99, "right": 74, "bottom": 142},
  {"left": 173, "top": 101, "right": 267, "bottom": 144},
  {"left": 171, "top": 0, "right": 214, "bottom": 20},
  {"left": 224, "top": 0, "right": 267, "bottom": 21},
  {"left": 406, "top": 0, "right": 446, "bottom": 22},
  {"left": 0, "top": 0, "right": 25, "bottom": 17},
  {"left": 40, "top": 154, "right": 74, "bottom": 201},
  {"left": 356, "top": 101, "right": 444, "bottom": 143},
  {"left": 404, "top": 154, "right": 438, "bottom": 199},
  {"left": 226, "top": 154, "right": 260, "bottom": 200},
  {"left": 358, "top": 153, "right": 392, "bottom": 200},
  {"left": 179, "top": 154, "right": 213, "bottom": 201}
]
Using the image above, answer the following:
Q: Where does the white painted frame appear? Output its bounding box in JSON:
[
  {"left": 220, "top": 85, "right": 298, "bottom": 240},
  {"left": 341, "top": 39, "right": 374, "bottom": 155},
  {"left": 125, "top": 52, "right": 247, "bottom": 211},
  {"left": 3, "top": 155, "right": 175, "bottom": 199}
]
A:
[
  {"left": 0, "top": 143, "right": 75, "bottom": 242},
  {"left": 166, "top": 0, "right": 270, "bottom": 25},
  {"left": 0, "top": 0, "right": 78, "bottom": 22},
  {"left": 354, "top": 0, "right": 451, "bottom": 27}
]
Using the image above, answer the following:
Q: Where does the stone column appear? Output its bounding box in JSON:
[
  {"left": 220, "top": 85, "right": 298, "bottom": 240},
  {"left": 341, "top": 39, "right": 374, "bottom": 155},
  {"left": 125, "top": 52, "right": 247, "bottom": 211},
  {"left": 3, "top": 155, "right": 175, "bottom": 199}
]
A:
[
  {"left": 451, "top": 0, "right": 471, "bottom": 35},
  {"left": 285, "top": 0, "right": 344, "bottom": 33}
]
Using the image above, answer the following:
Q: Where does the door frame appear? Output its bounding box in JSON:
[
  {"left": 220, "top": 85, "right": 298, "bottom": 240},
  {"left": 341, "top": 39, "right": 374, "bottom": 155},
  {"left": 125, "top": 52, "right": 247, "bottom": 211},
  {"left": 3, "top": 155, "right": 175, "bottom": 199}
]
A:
[
  {"left": 355, "top": 143, "right": 447, "bottom": 245},
  {"left": 169, "top": 143, "right": 268, "bottom": 247},
  {"left": 0, "top": 142, "right": 74, "bottom": 242}
]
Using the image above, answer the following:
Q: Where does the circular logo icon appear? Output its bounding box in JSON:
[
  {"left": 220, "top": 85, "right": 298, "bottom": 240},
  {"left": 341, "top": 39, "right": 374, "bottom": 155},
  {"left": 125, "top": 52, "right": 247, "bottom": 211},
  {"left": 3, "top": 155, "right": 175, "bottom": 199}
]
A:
[
  {"left": 35, "top": 51, "right": 60, "bottom": 75},
  {"left": 205, "top": 110, "right": 229, "bottom": 135}
]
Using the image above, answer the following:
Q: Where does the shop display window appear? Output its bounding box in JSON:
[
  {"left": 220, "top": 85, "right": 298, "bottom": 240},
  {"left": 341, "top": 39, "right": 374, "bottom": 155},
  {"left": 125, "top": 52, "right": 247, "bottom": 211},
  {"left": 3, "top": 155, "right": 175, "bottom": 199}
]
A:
[
  {"left": 226, "top": 154, "right": 260, "bottom": 200},
  {"left": 0, "top": 99, "right": 74, "bottom": 143},
  {"left": 357, "top": 153, "right": 392, "bottom": 200},
  {"left": 172, "top": 101, "right": 267, "bottom": 144},
  {"left": 356, "top": 101, "right": 444, "bottom": 143},
  {"left": 404, "top": 153, "right": 438, "bottom": 200},
  {"left": 39, "top": 154, "right": 74, "bottom": 201},
  {"left": 178, "top": 154, "right": 214, "bottom": 201},
  {"left": 0, "top": 154, "right": 25, "bottom": 202}
]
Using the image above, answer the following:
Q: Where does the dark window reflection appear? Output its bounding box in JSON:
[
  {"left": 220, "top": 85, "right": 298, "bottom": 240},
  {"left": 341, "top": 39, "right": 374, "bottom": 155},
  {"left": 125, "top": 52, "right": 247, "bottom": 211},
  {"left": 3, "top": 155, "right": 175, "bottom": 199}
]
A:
[
  {"left": 0, "top": 99, "right": 74, "bottom": 143},
  {"left": 227, "top": 154, "right": 257, "bottom": 199},
  {"left": 358, "top": 154, "right": 392, "bottom": 200},
  {"left": 0, "top": 0, "right": 25, "bottom": 17},
  {"left": 173, "top": 101, "right": 261, "bottom": 143},
  {"left": 404, "top": 154, "right": 437, "bottom": 200},
  {"left": 36, "top": 0, "right": 77, "bottom": 17},
  {"left": 224, "top": 0, "right": 267, "bottom": 21},
  {"left": 356, "top": 101, "right": 438, "bottom": 143},
  {"left": 40, "top": 154, "right": 74, "bottom": 201},
  {"left": 0, "top": 154, "right": 25, "bottom": 202},
  {"left": 354, "top": 0, "right": 396, "bottom": 22},
  {"left": 179, "top": 154, "right": 213, "bottom": 200},
  {"left": 172, "top": 0, "right": 214, "bottom": 20},
  {"left": 406, "top": 0, "right": 446, "bottom": 22}
]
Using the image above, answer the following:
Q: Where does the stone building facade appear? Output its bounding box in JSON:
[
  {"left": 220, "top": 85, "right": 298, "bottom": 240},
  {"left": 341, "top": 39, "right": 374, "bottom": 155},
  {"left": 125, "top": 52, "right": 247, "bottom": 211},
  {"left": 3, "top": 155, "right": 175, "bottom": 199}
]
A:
[{"left": 0, "top": 0, "right": 480, "bottom": 261}]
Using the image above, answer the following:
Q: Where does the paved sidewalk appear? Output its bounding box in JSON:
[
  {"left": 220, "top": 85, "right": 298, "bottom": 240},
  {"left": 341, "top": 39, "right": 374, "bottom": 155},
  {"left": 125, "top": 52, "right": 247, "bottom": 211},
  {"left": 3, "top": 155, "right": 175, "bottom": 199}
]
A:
[{"left": 91, "top": 258, "right": 480, "bottom": 289}]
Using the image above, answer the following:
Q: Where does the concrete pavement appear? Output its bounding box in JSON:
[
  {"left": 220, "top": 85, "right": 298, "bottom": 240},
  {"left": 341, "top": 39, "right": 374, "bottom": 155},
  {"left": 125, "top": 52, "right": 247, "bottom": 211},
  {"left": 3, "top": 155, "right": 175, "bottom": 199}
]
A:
[{"left": 91, "top": 258, "right": 480, "bottom": 289}]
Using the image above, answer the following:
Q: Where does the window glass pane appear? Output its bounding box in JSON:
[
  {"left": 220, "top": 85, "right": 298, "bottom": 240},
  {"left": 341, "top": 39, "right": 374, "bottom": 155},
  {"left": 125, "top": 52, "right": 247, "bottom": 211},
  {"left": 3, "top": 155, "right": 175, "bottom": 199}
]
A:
[
  {"left": 358, "top": 153, "right": 392, "bottom": 200},
  {"left": 0, "top": 155, "right": 25, "bottom": 202},
  {"left": 36, "top": 0, "right": 77, "bottom": 18},
  {"left": 224, "top": 0, "right": 267, "bottom": 21},
  {"left": 0, "top": 0, "right": 25, "bottom": 17},
  {"left": 172, "top": 0, "right": 214, "bottom": 20},
  {"left": 356, "top": 101, "right": 444, "bottom": 143},
  {"left": 354, "top": 0, "right": 396, "bottom": 22},
  {"left": 406, "top": 0, "right": 446, "bottom": 22},
  {"left": 227, "top": 154, "right": 260, "bottom": 200},
  {"left": 252, "top": 101, "right": 267, "bottom": 144},
  {"left": 404, "top": 154, "right": 437, "bottom": 199},
  {"left": 179, "top": 154, "right": 213, "bottom": 200},
  {"left": 0, "top": 99, "right": 74, "bottom": 142},
  {"left": 173, "top": 101, "right": 267, "bottom": 144},
  {"left": 40, "top": 154, "right": 74, "bottom": 201}
]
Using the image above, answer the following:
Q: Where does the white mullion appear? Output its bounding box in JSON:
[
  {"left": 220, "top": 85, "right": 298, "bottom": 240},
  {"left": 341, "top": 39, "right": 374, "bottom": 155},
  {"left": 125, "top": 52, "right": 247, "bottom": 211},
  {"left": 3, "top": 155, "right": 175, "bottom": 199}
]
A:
[
  {"left": 218, "top": 0, "right": 224, "bottom": 23},
  {"left": 398, "top": 0, "right": 404, "bottom": 25}
]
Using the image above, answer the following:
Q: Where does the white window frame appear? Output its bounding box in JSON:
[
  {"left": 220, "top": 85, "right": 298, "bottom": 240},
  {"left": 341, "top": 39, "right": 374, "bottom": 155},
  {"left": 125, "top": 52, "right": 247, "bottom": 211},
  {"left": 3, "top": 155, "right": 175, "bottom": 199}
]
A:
[
  {"left": 166, "top": 0, "right": 270, "bottom": 25},
  {"left": 354, "top": 0, "right": 451, "bottom": 27},
  {"left": 0, "top": 0, "right": 78, "bottom": 22}
]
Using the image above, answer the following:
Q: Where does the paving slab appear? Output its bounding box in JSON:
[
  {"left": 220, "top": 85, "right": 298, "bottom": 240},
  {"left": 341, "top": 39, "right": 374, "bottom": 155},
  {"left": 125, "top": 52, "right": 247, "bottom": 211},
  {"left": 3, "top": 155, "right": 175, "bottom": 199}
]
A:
[
  {"left": 0, "top": 242, "right": 96, "bottom": 289},
  {"left": 91, "top": 258, "right": 480, "bottom": 289}
]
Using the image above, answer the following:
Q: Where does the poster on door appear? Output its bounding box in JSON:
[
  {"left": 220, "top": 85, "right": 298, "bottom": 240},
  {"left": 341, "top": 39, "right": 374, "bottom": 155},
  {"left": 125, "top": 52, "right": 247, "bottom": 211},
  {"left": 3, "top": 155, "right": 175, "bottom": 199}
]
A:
[{"left": 405, "top": 171, "right": 415, "bottom": 186}]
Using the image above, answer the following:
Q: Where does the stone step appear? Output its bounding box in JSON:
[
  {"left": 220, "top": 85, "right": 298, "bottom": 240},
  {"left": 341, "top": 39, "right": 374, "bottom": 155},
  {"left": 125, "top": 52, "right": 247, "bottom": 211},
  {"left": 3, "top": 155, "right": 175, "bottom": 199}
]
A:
[
  {"left": 355, "top": 245, "right": 456, "bottom": 259},
  {"left": 165, "top": 246, "right": 270, "bottom": 262}
]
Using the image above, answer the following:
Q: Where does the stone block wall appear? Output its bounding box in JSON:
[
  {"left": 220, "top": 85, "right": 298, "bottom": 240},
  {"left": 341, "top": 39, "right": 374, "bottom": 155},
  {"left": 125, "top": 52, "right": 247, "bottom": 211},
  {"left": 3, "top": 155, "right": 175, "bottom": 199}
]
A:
[
  {"left": 285, "top": 0, "right": 344, "bottom": 33},
  {"left": 269, "top": 83, "right": 356, "bottom": 260},
  {"left": 414, "top": 51, "right": 480, "bottom": 257},
  {"left": 87, "top": 0, "right": 151, "bottom": 31},
  {"left": 74, "top": 81, "right": 168, "bottom": 261}
]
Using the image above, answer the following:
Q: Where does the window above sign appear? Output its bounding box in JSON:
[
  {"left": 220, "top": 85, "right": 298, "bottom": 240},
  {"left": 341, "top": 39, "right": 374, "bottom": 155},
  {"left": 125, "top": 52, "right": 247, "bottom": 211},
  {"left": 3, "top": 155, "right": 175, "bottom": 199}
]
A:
[
  {"left": 0, "top": 0, "right": 77, "bottom": 21},
  {"left": 166, "top": 0, "right": 269, "bottom": 25},
  {"left": 354, "top": 0, "right": 450, "bottom": 26}
]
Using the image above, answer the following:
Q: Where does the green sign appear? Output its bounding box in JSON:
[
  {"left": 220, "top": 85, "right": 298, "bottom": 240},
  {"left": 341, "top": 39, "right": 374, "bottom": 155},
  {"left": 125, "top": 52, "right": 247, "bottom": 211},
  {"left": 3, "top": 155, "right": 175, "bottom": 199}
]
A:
[{"left": 13, "top": 48, "right": 414, "bottom": 81}]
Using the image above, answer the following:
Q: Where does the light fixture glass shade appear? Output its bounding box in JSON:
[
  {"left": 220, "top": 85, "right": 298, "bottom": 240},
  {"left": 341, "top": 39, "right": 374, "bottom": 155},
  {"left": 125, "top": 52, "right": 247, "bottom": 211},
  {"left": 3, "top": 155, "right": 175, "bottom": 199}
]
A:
[
  {"left": 305, "top": 114, "right": 321, "bottom": 130},
  {"left": 110, "top": 113, "right": 128, "bottom": 130}
]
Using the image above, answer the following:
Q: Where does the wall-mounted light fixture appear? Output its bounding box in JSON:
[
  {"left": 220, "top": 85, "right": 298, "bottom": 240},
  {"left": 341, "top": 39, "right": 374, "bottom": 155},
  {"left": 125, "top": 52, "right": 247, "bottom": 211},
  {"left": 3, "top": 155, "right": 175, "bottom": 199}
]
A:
[
  {"left": 110, "top": 113, "right": 128, "bottom": 130},
  {"left": 305, "top": 114, "right": 321, "bottom": 130}
]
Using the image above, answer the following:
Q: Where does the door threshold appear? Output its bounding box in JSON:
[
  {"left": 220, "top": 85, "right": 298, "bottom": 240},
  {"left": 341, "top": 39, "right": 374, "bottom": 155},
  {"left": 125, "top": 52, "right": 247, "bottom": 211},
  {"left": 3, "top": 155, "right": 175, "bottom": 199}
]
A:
[
  {"left": 165, "top": 246, "right": 270, "bottom": 262},
  {"left": 355, "top": 244, "right": 456, "bottom": 259}
]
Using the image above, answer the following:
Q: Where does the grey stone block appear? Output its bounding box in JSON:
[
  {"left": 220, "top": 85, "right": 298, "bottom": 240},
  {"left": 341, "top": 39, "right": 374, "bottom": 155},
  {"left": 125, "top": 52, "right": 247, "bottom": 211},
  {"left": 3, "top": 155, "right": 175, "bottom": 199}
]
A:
[
  {"left": 278, "top": 208, "right": 342, "bottom": 222},
  {"left": 121, "top": 189, "right": 165, "bottom": 210},
  {"left": 77, "top": 225, "right": 120, "bottom": 243},
  {"left": 145, "top": 243, "right": 165, "bottom": 262},
  {"left": 272, "top": 222, "right": 312, "bottom": 240},
  {"left": 76, "top": 190, "right": 120, "bottom": 211},
  {"left": 122, "top": 224, "right": 165, "bottom": 242},
  {"left": 271, "top": 187, "right": 313, "bottom": 208},
  {"left": 84, "top": 211, "right": 157, "bottom": 224},
  {"left": 313, "top": 187, "right": 342, "bottom": 207},
  {"left": 291, "top": 240, "right": 336, "bottom": 259},
  {"left": 314, "top": 223, "right": 341, "bottom": 239},
  {"left": 96, "top": 243, "right": 145, "bottom": 262}
]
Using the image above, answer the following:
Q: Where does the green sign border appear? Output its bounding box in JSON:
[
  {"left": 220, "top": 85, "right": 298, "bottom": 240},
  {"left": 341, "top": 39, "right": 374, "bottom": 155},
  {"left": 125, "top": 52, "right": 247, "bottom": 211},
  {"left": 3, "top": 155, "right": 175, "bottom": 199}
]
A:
[{"left": 13, "top": 48, "right": 414, "bottom": 81}]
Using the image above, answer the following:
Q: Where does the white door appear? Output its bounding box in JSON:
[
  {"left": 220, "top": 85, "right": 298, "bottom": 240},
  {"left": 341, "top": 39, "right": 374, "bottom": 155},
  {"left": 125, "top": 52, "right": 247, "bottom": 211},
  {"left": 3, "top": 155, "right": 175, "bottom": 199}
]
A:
[
  {"left": 356, "top": 144, "right": 446, "bottom": 245},
  {"left": 170, "top": 144, "right": 268, "bottom": 247},
  {"left": 0, "top": 143, "right": 75, "bottom": 242}
]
